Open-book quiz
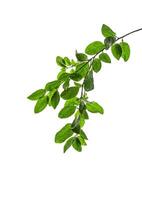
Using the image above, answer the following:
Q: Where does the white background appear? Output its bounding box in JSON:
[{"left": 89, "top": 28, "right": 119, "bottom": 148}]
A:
[{"left": 0, "top": 0, "right": 142, "bottom": 199}]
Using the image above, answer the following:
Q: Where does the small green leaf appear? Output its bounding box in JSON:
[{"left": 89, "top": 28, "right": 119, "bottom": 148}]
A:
[
  {"left": 45, "top": 80, "right": 61, "bottom": 91},
  {"left": 69, "top": 73, "right": 82, "bottom": 81},
  {"left": 71, "top": 115, "right": 80, "bottom": 129},
  {"left": 92, "top": 58, "right": 102, "bottom": 73},
  {"left": 55, "top": 124, "right": 73, "bottom": 143},
  {"left": 80, "top": 129, "right": 88, "bottom": 140},
  {"left": 51, "top": 90, "right": 60, "bottom": 109},
  {"left": 79, "top": 101, "right": 86, "bottom": 113},
  {"left": 104, "top": 36, "right": 116, "bottom": 49},
  {"left": 78, "top": 136, "right": 87, "bottom": 145},
  {"left": 34, "top": 96, "right": 49, "bottom": 113},
  {"left": 86, "top": 101, "right": 104, "bottom": 114},
  {"left": 84, "top": 70, "right": 94, "bottom": 91},
  {"left": 64, "top": 137, "right": 74, "bottom": 153},
  {"left": 99, "top": 53, "right": 111, "bottom": 63},
  {"left": 61, "top": 86, "right": 79, "bottom": 100},
  {"left": 82, "top": 110, "right": 89, "bottom": 119},
  {"left": 111, "top": 44, "right": 122, "bottom": 60},
  {"left": 120, "top": 42, "right": 130, "bottom": 62},
  {"left": 72, "top": 137, "right": 82, "bottom": 152},
  {"left": 76, "top": 51, "right": 88, "bottom": 61},
  {"left": 64, "top": 57, "right": 71, "bottom": 66},
  {"left": 27, "top": 89, "right": 46, "bottom": 100},
  {"left": 64, "top": 97, "right": 79, "bottom": 107},
  {"left": 85, "top": 41, "right": 105, "bottom": 55},
  {"left": 56, "top": 56, "right": 66, "bottom": 67},
  {"left": 63, "top": 79, "right": 70, "bottom": 90},
  {"left": 58, "top": 105, "right": 76, "bottom": 118},
  {"left": 101, "top": 24, "right": 116, "bottom": 38}
]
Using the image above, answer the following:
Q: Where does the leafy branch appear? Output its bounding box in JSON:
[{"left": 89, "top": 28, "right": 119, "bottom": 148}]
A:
[{"left": 27, "top": 24, "right": 142, "bottom": 153}]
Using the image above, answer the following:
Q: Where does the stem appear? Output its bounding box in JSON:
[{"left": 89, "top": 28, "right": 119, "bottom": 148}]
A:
[
  {"left": 117, "top": 28, "right": 142, "bottom": 41},
  {"left": 76, "top": 27, "right": 142, "bottom": 74},
  {"left": 78, "top": 27, "right": 142, "bottom": 100}
]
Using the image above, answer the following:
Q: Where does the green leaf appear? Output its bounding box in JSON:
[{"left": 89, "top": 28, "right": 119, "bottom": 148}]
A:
[
  {"left": 61, "top": 86, "right": 79, "bottom": 100},
  {"left": 51, "top": 90, "right": 60, "bottom": 109},
  {"left": 63, "top": 79, "right": 70, "bottom": 90},
  {"left": 111, "top": 44, "right": 122, "bottom": 60},
  {"left": 55, "top": 124, "right": 73, "bottom": 143},
  {"left": 82, "top": 109, "right": 89, "bottom": 119},
  {"left": 80, "top": 129, "right": 88, "bottom": 140},
  {"left": 34, "top": 96, "right": 49, "bottom": 113},
  {"left": 71, "top": 115, "right": 80, "bottom": 129},
  {"left": 64, "top": 57, "right": 71, "bottom": 66},
  {"left": 27, "top": 89, "right": 46, "bottom": 100},
  {"left": 58, "top": 105, "right": 76, "bottom": 118},
  {"left": 120, "top": 42, "right": 130, "bottom": 62},
  {"left": 99, "top": 53, "right": 111, "bottom": 63},
  {"left": 79, "top": 101, "right": 86, "bottom": 113},
  {"left": 76, "top": 51, "right": 88, "bottom": 61},
  {"left": 79, "top": 116, "right": 85, "bottom": 128},
  {"left": 76, "top": 62, "right": 89, "bottom": 77},
  {"left": 92, "top": 58, "right": 102, "bottom": 73},
  {"left": 78, "top": 136, "right": 87, "bottom": 145},
  {"left": 69, "top": 73, "right": 82, "bottom": 81},
  {"left": 101, "top": 24, "right": 116, "bottom": 38},
  {"left": 86, "top": 101, "right": 104, "bottom": 114},
  {"left": 72, "top": 124, "right": 81, "bottom": 134},
  {"left": 56, "top": 56, "right": 66, "bottom": 67},
  {"left": 72, "top": 137, "right": 82, "bottom": 152},
  {"left": 104, "top": 36, "right": 116, "bottom": 49},
  {"left": 45, "top": 80, "right": 61, "bottom": 91},
  {"left": 57, "top": 72, "right": 69, "bottom": 81},
  {"left": 84, "top": 70, "right": 94, "bottom": 91},
  {"left": 64, "top": 97, "right": 79, "bottom": 107},
  {"left": 85, "top": 41, "right": 105, "bottom": 55},
  {"left": 64, "top": 137, "right": 74, "bottom": 153}
]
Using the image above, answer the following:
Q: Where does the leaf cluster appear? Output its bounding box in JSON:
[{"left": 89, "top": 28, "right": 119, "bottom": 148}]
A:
[{"left": 28, "top": 24, "right": 131, "bottom": 153}]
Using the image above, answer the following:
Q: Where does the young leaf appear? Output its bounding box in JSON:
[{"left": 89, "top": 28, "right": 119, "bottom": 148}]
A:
[
  {"left": 58, "top": 105, "right": 76, "bottom": 118},
  {"left": 84, "top": 70, "right": 94, "bottom": 91},
  {"left": 78, "top": 136, "right": 87, "bottom": 145},
  {"left": 99, "top": 53, "right": 111, "bottom": 63},
  {"left": 72, "top": 137, "right": 82, "bottom": 152},
  {"left": 80, "top": 129, "right": 88, "bottom": 140},
  {"left": 111, "top": 44, "right": 122, "bottom": 60},
  {"left": 34, "top": 96, "right": 49, "bottom": 113},
  {"left": 61, "top": 86, "right": 79, "bottom": 100},
  {"left": 51, "top": 90, "right": 60, "bottom": 109},
  {"left": 69, "top": 73, "right": 82, "bottom": 81},
  {"left": 27, "top": 89, "right": 46, "bottom": 100},
  {"left": 64, "top": 57, "right": 71, "bottom": 66},
  {"left": 120, "top": 42, "right": 130, "bottom": 61},
  {"left": 85, "top": 41, "right": 105, "bottom": 55},
  {"left": 45, "top": 80, "right": 61, "bottom": 91},
  {"left": 64, "top": 137, "right": 74, "bottom": 153},
  {"left": 55, "top": 124, "right": 73, "bottom": 143},
  {"left": 76, "top": 51, "right": 88, "bottom": 61},
  {"left": 92, "top": 58, "right": 102, "bottom": 73},
  {"left": 86, "top": 101, "right": 104, "bottom": 114},
  {"left": 101, "top": 24, "right": 116, "bottom": 38},
  {"left": 63, "top": 79, "right": 70, "bottom": 90},
  {"left": 56, "top": 56, "right": 66, "bottom": 67}
]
